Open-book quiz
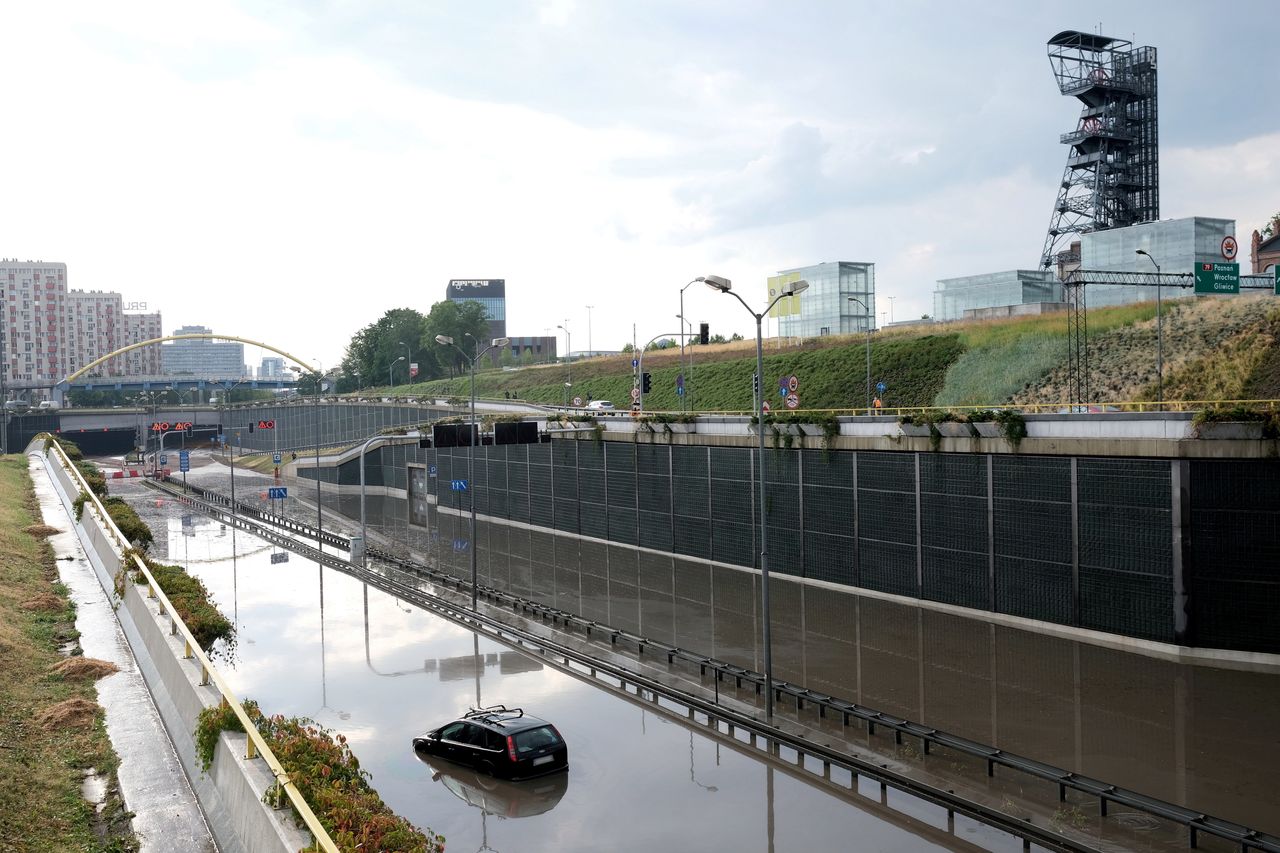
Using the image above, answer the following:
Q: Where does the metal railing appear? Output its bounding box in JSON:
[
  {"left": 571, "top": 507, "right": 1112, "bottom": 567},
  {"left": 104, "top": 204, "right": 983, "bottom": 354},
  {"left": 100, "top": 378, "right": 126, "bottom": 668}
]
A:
[
  {"left": 31, "top": 436, "right": 339, "bottom": 853},
  {"left": 150, "top": 476, "right": 1280, "bottom": 853}
]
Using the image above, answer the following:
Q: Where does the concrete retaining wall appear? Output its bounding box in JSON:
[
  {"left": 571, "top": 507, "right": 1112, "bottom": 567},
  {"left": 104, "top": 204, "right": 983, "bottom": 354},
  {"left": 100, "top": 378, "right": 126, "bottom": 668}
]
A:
[{"left": 31, "top": 442, "right": 311, "bottom": 853}]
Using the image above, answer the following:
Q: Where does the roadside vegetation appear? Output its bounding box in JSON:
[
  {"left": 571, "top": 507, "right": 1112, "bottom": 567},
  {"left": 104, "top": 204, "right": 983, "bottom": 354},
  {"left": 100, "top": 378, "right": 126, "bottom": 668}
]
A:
[
  {"left": 0, "top": 453, "right": 137, "bottom": 852},
  {"left": 377, "top": 293, "right": 1280, "bottom": 413}
]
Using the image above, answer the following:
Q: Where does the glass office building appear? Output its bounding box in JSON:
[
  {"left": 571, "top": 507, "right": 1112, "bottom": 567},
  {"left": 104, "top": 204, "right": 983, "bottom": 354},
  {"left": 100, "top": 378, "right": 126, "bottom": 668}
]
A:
[
  {"left": 775, "top": 261, "right": 875, "bottom": 337},
  {"left": 446, "top": 279, "right": 507, "bottom": 339},
  {"left": 1082, "top": 217, "right": 1235, "bottom": 307},
  {"left": 933, "top": 270, "right": 1061, "bottom": 321}
]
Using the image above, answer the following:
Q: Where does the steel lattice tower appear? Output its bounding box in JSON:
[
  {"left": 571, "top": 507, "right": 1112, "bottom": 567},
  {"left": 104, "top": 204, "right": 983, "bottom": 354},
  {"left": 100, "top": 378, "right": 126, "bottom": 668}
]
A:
[{"left": 1040, "top": 31, "right": 1158, "bottom": 270}]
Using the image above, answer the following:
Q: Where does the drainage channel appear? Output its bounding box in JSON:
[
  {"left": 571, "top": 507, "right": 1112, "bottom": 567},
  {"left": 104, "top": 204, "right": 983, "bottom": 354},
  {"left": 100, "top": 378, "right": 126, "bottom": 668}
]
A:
[{"left": 148, "top": 478, "right": 1280, "bottom": 853}]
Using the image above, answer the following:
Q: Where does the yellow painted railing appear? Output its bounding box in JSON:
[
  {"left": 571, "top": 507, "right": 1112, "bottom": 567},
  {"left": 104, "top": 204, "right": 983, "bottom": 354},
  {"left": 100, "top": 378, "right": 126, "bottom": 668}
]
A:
[
  {"left": 639, "top": 399, "right": 1280, "bottom": 419},
  {"left": 32, "top": 435, "right": 339, "bottom": 853}
]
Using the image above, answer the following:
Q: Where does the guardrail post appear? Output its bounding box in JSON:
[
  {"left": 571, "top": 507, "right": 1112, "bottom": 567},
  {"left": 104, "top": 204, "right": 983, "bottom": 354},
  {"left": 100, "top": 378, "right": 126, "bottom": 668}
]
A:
[{"left": 246, "top": 736, "right": 257, "bottom": 760}]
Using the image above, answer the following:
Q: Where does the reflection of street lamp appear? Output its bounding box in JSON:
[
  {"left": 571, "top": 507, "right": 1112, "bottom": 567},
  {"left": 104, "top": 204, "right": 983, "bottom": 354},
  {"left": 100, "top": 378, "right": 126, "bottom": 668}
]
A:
[
  {"left": 848, "top": 297, "right": 873, "bottom": 411},
  {"left": 706, "top": 273, "right": 809, "bottom": 722},
  {"left": 435, "top": 333, "right": 510, "bottom": 609},
  {"left": 1136, "top": 249, "right": 1163, "bottom": 407},
  {"left": 689, "top": 732, "right": 718, "bottom": 793}
]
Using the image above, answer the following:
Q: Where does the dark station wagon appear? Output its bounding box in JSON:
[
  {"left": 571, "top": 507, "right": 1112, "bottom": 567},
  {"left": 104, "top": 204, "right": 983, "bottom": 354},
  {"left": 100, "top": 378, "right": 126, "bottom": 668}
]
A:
[{"left": 413, "top": 705, "right": 568, "bottom": 780}]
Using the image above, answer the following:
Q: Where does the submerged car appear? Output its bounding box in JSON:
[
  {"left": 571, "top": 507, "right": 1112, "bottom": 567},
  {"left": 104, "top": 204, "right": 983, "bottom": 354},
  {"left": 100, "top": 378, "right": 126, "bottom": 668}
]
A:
[{"left": 413, "top": 705, "right": 567, "bottom": 780}]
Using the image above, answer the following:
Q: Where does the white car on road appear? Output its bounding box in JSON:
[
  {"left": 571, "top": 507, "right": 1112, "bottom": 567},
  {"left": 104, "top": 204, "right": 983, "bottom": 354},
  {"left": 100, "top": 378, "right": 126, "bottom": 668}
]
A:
[{"left": 585, "top": 400, "right": 615, "bottom": 410}]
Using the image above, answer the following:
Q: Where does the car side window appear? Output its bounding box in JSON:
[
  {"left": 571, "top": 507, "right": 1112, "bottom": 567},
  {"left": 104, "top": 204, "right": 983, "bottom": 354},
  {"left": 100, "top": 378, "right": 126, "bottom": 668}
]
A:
[
  {"left": 440, "top": 722, "right": 467, "bottom": 742},
  {"left": 481, "top": 729, "right": 504, "bottom": 751}
]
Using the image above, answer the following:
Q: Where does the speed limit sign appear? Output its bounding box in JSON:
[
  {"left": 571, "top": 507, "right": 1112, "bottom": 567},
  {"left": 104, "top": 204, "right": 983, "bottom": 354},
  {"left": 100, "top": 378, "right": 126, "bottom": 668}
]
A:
[{"left": 631, "top": 387, "right": 641, "bottom": 401}]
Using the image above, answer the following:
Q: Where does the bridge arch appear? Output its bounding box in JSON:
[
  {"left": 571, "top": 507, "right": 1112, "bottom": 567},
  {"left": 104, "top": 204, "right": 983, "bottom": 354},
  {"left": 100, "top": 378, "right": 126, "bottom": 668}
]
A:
[{"left": 59, "top": 334, "right": 319, "bottom": 386}]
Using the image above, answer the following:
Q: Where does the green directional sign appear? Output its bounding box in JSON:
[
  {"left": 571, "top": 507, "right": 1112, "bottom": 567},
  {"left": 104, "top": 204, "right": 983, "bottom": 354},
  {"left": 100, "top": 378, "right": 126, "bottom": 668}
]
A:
[{"left": 1194, "top": 262, "right": 1239, "bottom": 294}]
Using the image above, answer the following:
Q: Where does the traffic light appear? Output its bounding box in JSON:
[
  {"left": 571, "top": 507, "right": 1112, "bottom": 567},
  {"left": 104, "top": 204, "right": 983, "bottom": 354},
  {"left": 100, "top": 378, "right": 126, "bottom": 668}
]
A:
[
  {"left": 642, "top": 372, "right": 652, "bottom": 394},
  {"left": 752, "top": 372, "right": 759, "bottom": 395},
  {"left": 699, "top": 322, "right": 709, "bottom": 345},
  {"left": 248, "top": 422, "right": 255, "bottom": 433}
]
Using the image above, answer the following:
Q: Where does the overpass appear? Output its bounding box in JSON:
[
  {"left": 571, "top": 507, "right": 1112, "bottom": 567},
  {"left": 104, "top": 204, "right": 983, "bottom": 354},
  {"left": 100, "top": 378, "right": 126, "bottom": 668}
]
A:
[{"left": 5, "top": 374, "right": 301, "bottom": 395}]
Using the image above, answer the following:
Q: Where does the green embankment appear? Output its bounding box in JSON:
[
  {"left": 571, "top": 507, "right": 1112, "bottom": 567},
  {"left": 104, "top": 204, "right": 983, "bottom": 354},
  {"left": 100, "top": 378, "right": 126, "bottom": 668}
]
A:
[{"left": 399, "top": 295, "right": 1280, "bottom": 411}]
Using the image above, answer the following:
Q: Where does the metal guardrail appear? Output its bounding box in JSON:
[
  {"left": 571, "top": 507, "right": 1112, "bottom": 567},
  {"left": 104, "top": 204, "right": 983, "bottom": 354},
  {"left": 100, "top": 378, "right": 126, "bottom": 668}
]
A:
[
  {"left": 31, "top": 437, "right": 340, "bottom": 853},
  {"left": 150, "top": 477, "right": 1280, "bottom": 853}
]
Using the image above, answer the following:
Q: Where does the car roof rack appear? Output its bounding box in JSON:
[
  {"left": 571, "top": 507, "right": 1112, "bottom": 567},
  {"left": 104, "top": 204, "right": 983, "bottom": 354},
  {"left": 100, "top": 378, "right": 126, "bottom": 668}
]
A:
[{"left": 463, "top": 704, "right": 524, "bottom": 721}]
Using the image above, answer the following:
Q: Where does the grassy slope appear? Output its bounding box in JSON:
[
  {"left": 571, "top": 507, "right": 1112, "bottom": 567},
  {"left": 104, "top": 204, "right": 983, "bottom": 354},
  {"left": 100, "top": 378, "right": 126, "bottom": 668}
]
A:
[
  {"left": 390, "top": 296, "right": 1280, "bottom": 412},
  {"left": 415, "top": 333, "right": 966, "bottom": 411},
  {"left": 0, "top": 455, "right": 128, "bottom": 852}
]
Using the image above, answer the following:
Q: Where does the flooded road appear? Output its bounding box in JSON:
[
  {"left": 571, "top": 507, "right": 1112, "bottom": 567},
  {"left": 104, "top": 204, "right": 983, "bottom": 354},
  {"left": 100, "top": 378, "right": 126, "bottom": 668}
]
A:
[
  {"left": 114, "top": 454, "right": 1280, "bottom": 845},
  {"left": 115, "top": 473, "right": 1018, "bottom": 852}
]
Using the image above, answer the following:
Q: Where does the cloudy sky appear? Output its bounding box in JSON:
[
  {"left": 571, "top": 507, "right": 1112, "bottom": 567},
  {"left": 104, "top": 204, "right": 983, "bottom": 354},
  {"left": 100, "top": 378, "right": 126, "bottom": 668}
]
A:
[{"left": 2, "top": 1, "right": 1276, "bottom": 369}]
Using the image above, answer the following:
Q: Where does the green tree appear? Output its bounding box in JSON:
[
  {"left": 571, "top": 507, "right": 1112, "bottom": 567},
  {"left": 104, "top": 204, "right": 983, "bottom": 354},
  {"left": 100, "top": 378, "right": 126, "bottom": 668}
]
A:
[
  {"left": 341, "top": 308, "right": 430, "bottom": 388},
  {"left": 422, "top": 301, "right": 490, "bottom": 377}
]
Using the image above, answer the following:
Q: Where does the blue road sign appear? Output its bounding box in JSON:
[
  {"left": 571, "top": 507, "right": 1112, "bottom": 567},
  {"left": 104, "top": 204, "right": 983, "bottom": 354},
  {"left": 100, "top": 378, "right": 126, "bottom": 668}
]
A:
[
  {"left": 876, "top": 382, "right": 886, "bottom": 394},
  {"left": 676, "top": 386, "right": 685, "bottom": 396},
  {"left": 428, "top": 464, "right": 438, "bottom": 477},
  {"left": 268, "top": 487, "right": 287, "bottom": 500},
  {"left": 453, "top": 538, "right": 471, "bottom": 553},
  {"left": 632, "top": 358, "right": 639, "bottom": 368},
  {"left": 272, "top": 452, "right": 282, "bottom": 464},
  {"left": 159, "top": 454, "right": 168, "bottom": 465},
  {"left": 450, "top": 479, "right": 469, "bottom": 491},
  {"left": 179, "top": 459, "right": 190, "bottom": 473},
  {"left": 676, "top": 373, "right": 684, "bottom": 388}
]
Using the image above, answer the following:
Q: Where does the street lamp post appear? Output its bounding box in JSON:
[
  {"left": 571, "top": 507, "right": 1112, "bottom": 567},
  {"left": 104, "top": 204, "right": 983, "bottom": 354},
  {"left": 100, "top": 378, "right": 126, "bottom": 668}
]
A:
[
  {"left": 399, "top": 341, "right": 412, "bottom": 385},
  {"left": 887, "top": 295, "right": 895, "bottom": 325},
  {"left": 706, "top": 273, "right": 809, "bottom": 723},
  {"left": 585, "top": 306, "right": 593, "bottom": 358},
  {"left": 679, "top": 277, "right": 705, "bottom": 412},
  {"left": 1136, "top": 249, "right": 1163, "bottom": 408},
  {"left": 389, "top": 355, "right": 405, "bottom": 389},
  {"left": 848, "top": 297, "right": 873, "bottom": 411},
  {"left": 557, "top": 322, "right": 571, "bottom": 393},
  {"left": 435, "top": 333, "right": 510, "bottom": 609}
]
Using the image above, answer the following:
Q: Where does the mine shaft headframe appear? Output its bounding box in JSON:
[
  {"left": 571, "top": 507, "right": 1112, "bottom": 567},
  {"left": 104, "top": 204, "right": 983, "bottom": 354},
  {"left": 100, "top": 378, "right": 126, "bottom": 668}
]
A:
[{"left": 1040, "top": 30, "right": 1159, "bottom": 271}]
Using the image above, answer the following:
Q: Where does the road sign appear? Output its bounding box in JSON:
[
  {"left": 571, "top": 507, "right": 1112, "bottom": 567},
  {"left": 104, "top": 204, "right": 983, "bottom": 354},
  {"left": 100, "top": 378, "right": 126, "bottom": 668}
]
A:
[
  {"left": 572, "top": 396, "right": 583, "bottom": 407},
  {"left": 1194, "top": 262, "right": 1239, "bottom": 294},
  {"left": 786, "top": 393, "right": 799, "bottom": 410},
  {"left": 179, "top": 451, "right": 190, "bottom": 473},
  {"left": 159, "top": 454, "right": 167, "bottom": 465},
  {"left": 272, "top": 452, "right": 282, "bottom": 464},
  {"left": 270, "top": 552, "right": 289, "bottom": 564},
  {"left": 630, "top": 387, "right": 640, "bottom": 401},
  {"left": 1222, "top": 235, "right": 1239, "bottom": 261},
  {"left": 268, "top": 487, "right": 287, "bottom": 499},
  {"left": 450, "top": 479, "right": 469, "bottom": 491},
  {"left": 676, "top": 373, "right": 684, "bottom": 389},
  {"left": 453, "top": 538, "right": 471, "bottom": 553},
  {"left": 876, "top": 382, "right": 886, "bottom": 394},
  {"left": 676, "top": 386, "right": 685, "bottom": 396},
  {"left": 787, "top": 374, "right": 799, "bottom": 393},
  {"left": 632, "top": 358, "right": 639, "bottom": 368},
  {"left": 762, "top": 400, "right": 771, "bottom": 413},
  {"left": 428, "top": 464, "right": 438, "bottom": 477}
]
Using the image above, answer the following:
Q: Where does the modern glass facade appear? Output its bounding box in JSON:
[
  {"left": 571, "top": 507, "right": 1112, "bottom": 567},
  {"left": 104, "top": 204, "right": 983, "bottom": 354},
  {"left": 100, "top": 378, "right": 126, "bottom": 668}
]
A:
[
  {"left": 162, "top": 325, "right": 246, "bottom": 377},
  {"left": 933, "top": 270, "right": 1061, "bottom": 321},
  {"left": 446, "top": 279, "right": 507, "bottom": 339},
  {"left": 776, "top": 261, "right": 875, "bottom": 337},
  {"left": 1082, "top": 217, "right": 1235, "bottom": 307}
]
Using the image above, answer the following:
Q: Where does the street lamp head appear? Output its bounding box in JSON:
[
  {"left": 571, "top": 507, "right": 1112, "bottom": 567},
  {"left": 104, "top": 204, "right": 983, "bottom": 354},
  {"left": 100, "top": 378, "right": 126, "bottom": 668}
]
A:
[
  {"left": 492, "top": 337, "right": 510, "bottom": 347},
  {"left": 1136, "top": 249, "right": 1150, "bottom": 257},
  {"left": 786, "top": 279, "right": 809, "bottom": 296},
  {"left": 394, "top": 356, "right": 405, "bottom": 364},
  {"left": 556, "top": 324, "right": 567, "bottom": 331},
  {"left": 703, "top": 274, "right": 731, "bottom": 292},
  {"left": 435, "top": 334, "right": 454, "bottom": 345}
]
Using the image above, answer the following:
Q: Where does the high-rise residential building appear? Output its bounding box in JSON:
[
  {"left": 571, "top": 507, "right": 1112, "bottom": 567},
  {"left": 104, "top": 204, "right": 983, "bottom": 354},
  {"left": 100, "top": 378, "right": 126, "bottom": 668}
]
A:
[
  {"left": 446, "top": 279, "right": 507, "bottom": 340},
  {"left": 772, "top": 261, "right": 876, "bottom": 338},
  {"left": 2, "top": 260, "right": 69, "bottom": 385},
  {"left": 0, "top": 259, "right": 163, "bottom": 389},
  {"left": 162, "top": 325, "right": 246, "bottom": 377}
]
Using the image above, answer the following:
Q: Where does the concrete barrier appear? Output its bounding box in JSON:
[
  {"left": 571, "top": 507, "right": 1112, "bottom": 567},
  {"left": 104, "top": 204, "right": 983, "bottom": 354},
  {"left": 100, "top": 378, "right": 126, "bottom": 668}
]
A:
[{"left": 30, "top": 439, "right": 314, "bottom": 853}]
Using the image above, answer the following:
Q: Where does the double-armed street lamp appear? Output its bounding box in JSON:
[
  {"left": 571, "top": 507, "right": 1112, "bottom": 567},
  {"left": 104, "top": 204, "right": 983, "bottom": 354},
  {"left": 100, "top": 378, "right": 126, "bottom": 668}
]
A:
[
  {"left": 1135, "top": 249, "right": 1163, "bottom": 407},
  {"left": 847, "top": 296, "right": 873, "bottom": 411},
  {"left": 705, "top": 272, "right": 809, "bottom": 722},
  {"left": 435, "top": 333, "right": 511, "bottom": 609}
]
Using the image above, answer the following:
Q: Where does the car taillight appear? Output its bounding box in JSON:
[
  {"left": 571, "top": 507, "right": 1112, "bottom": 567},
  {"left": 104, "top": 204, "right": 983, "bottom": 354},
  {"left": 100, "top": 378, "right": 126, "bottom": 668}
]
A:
[{"left": 506, "top": 735, "right": 518, "bottom": 762}]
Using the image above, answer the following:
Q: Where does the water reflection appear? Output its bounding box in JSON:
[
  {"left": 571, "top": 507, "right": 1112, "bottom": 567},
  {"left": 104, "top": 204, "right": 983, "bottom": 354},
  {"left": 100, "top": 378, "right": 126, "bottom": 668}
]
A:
[{"left": 412, "top": 750, "right": 569, "bottom": 818}]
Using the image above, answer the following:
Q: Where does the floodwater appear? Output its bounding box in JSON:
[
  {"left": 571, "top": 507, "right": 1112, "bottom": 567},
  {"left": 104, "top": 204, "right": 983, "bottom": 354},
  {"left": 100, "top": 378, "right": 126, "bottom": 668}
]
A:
[
  {"left": 112, "top": 452, "right": 1280, "bottom": 847},
  {"left": 114, "top": 470, "right": 1017, "bottom": 852}
]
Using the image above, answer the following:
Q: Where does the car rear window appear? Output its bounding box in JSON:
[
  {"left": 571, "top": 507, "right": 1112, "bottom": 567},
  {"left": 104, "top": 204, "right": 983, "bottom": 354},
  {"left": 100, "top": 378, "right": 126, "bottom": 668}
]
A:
[{"left": 512, "top": 725, "right": 563, "bottom": 754}]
